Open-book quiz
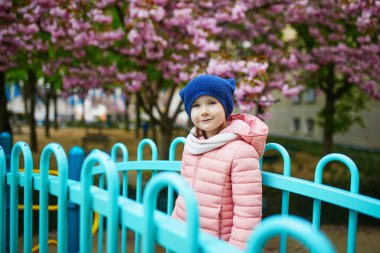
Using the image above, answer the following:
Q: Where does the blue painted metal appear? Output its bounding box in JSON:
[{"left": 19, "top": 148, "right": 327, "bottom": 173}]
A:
[
  {"left": 142, "top": 172, "right": 199, "bottom": 253},
  {"left": 137, "top": 138, "right": 158, "bottom": 192},
  {"left": 168, "top": 137, "right": 185, "bottom": 215},
  {"left": 261, "top": 171, "right": 380, "bottom": 218},
  {"left": 114, "top": 160, "right": 181, "bottom": 172},
  {"left": 164, "top": 137, "right": 186, "bottom": 253},
  {"left": 39, "top": 143, "right": 68, "bottom": 253},
  {"left": 12, "top": 163, "right": 375, "bottom": 253},
  {"left": 97, "top": 171, "right": 105, "bottom": 253},
  {"left": 10, "top": 142, "right": 33, "bottom": 253},
  {"left": 313, "top": 154, "right": 359, "bottom": 253},
  {"left": 111, "top": 143, "right": 129, "bottom": 198},
  {"left": 0, "top": 132, "right": 12, "bottom": 156},
  {"left": 261, "top": 143, "right": 291, "bottom": 253},
  {"left": 68, "top": 146, "right": 85, "bottom": 253},
  {"left": 95, "top": 143, "right": 129, "bottom": 253},
  {"left": 68, "top": 146, "right": 85, "bottom": 181},
  {"left": 168, "top": 137, "right": 186, "bottom": 161},
  {"left": 0, "top": 146, "right": 6, "bottom": 253},
  {"left": 111, "top": 143, "right": 129, "bottom": 161},
  {"left": 247, "top": 215, "right": 336, "bottom": 253},
  {"left": 111, "top": 143, "right": 129, "bottom": 253},
  {"left": 3, "top": 139, "right": 380, "bottom": 253},
  {"left": 0, "top": 132, "right": 11, "bottom": 251},
  {"left": 135, "top": 139, "right": 158, "bottom": 253},
  {"left": 80, "top": 149, "right": 119, "bottom": 252}
]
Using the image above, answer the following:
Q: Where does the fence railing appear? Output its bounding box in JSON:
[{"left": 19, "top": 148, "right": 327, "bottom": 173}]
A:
[{"left": 1, "top": 132, "right": 380, "bottom": 253}]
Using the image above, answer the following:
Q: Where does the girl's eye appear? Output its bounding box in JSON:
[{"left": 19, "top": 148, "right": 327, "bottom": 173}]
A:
[
  {"left": 192, "top": 104, "right": 199, "bottom": 108},
  {"left": 208, "top": 101, "right": 216, "bottom": 105}
]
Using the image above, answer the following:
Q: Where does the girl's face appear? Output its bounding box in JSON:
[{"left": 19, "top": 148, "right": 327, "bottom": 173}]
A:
[{"left": 190, "top": 95, "right": 226, "bottom": 138}]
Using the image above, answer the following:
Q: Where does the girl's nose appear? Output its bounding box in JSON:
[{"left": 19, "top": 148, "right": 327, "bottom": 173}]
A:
[{"left": 201, "top": 106, "right": 209, "bottom": 116}]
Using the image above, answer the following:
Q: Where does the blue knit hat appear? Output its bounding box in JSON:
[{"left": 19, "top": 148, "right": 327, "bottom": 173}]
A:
[{"left": 179, "top": 74, "right": 236, "bottom": 118}]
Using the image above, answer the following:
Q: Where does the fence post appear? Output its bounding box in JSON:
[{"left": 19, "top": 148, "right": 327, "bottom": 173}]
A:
[
  {"left": 0, "top": 132, "right": 12, "bottom": 251},
  {"left": 68, "top": 146, "right": 85, "bottom": 253}
]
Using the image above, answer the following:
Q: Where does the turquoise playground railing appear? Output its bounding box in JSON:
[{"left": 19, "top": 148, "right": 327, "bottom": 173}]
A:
[{"left": 0, "top": 134, "right": 380, "bottom": 253}]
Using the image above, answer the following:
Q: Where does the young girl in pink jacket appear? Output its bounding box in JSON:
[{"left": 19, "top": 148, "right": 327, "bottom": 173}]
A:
[{"left": 172, "top": 74, "right": 269, "bottom": 249}]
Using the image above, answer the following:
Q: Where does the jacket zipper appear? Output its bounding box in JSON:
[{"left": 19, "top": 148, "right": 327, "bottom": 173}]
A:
[{"left": 192, "top": 156, "right": 201, "bottom": 187}]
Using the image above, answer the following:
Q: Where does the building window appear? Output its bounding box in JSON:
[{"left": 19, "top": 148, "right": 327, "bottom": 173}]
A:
[
  {"left": 292, "top": 94, "right": 302, "bottom": 104},
  {"left": 293, "top": 118, "right": 301, "bottom": 132},
  {"left": 306, "top": 118, "right": 315, "bottom": 134},
  {"left": 304, "top": 88, "right": 316, "bottom": 103}
]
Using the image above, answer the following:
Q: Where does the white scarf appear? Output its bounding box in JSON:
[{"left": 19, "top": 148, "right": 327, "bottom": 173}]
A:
[{"left": 185, "top": 128, "right": 240, "bottom": 155}]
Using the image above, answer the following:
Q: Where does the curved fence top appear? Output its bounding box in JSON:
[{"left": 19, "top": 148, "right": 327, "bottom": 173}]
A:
[
  {"left": 138, "top": 139, "right": 158, "bottom": 161},
  {"left": 315, "top": 153, "right": 359, "bottom": 193},
  {"left": 11, "top": 141, "right": 33, "bottom": 174},
  {"left": 169, "top": 137, "right": 186, "bottom": 161},
  {"left": 80, "top": 150, "right": 120, "bottom": 252},
  {"left": 111, "top": 143, "right": 129, "bottom": 162},
  {"left": 247, "top": 215, "right": 336, "bottom": 253},
  {"left": 260, "top": 142, "right": 291, "bottom": 176},
  {"left": 40, "top": 143, "right": 68, "bottom": 176},
  {"left": 143, "top": 172, "right": 199, "bottom": 253}
]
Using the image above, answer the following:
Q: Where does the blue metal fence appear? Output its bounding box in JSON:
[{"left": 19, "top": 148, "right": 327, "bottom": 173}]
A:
[{"left": 1, "top": 132, "right": 380, "bottom": 253}]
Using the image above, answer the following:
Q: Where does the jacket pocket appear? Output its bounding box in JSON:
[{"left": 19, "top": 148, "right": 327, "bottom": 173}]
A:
[{"left": 200, "top": 205, "right": 221, "bottom": 238}]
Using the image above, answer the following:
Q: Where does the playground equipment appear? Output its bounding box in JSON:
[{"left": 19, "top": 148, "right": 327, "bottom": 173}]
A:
[{"left": 1, "top": 132, "right": 380, "bottom": 252}]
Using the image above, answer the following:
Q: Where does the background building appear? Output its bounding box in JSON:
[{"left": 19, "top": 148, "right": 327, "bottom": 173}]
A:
[{"left": 264, "top": 89, "right": 380, "bottom": 151}]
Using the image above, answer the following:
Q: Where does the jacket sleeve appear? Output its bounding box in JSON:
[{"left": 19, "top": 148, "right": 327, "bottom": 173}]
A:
[{"left": 229, "top": 144, "right": 262, "bottom": 249}]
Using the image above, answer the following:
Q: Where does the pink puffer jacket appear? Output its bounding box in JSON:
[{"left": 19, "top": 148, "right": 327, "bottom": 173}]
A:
[{"left": 172, "top": 113, "right": 268, "bottom": 249}]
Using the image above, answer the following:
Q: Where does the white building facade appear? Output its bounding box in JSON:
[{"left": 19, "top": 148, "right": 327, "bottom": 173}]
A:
[{"left": 263, "top": 89, "right": 380, "bottom": 151}]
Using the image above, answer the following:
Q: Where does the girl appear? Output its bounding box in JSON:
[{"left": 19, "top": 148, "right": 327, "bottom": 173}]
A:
[{"left": 172, "top": 74, "right": 268, "bottom": 249}]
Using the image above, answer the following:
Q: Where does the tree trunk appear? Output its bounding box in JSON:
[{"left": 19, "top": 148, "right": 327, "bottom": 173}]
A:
[
  {"left": 135, "top": 81, "right": 183, "bottom": 160},
  {"left": 256, "top": 105, "right": 265, "bottom": 120},
  {"left": 0, "top": 71, "right": 12, "bottom": 134},
  {"left": 148, "top": 102, "right": 157, "bottom": 143},
  {"left": 322, "top": 66, "right": 336, "bottom": 155},
  {"left": 150, "top": 119, "right": 157, "bottom": 143},
  {"left": 22, "top": 80, "right": 29, "bottom": 117},
  {"left": 81, "top": 98, "right": 85, "bottom": 124},
  {"left": 124, "top": 94, "right": 130, "bottom": 131},
  {"left": 159, "top": 123, "right": 173, "bottom": 160},
  {"left": 323, "top": 94, "right": 334, "bottom": 154},
  {"left": 135, "top": 93, "right": 141, "bottom": 139},
  {"left": 28, "top": 70, "right": 37, "bottom": 152},
  {"left": 44, "top": 89, "right": 51, "bottom": 138},
  {"left": 53, "top": 90, "right": 59, "bottom": 130}
]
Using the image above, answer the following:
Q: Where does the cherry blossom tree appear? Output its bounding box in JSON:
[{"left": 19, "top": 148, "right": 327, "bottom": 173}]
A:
[
  {"left": 235, "top": 0, "right": 380, "bottom": 153},
  {"left": 3, "top": 0, "right": 58, "bottom": 151},
  {"left": 99, "top": 1, "right": 272, "bottom": 158},
  {"left": 40, "top": 0, "right": 273, "bottom": 158},
  {"left": 3, "top": 1, "right": 298, "bottom": 158},
  {"left": 4, "top": 0, "right": 377, "bottom": 156},
  {"left": 1, "top": 1, "right": 127, "bottom": 148},
  {"left": 0, "top": 1, "right": 18, "bottom": 134}
]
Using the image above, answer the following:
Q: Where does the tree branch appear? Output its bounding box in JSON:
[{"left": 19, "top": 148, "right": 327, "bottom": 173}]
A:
[
  {"left": 164, "top": 83, "right": 177, "bottom": 116},
  {"left": 115, "top": 5, "right": 126, "bottom": 31},
  {"left": 171, "top": 99, "right": 184, "bottom": 124},
  {"left": 335, "top": 76, "right": 352, "bottom": 99},
  {"left": 148, "top": 80, "right": 165, "bottom": 121},
  {"left": 136, "top": 92, "right": 155, "bottom": 119},
  {"left": 137, "top": 87, "right": 163, "bottom": 126}
]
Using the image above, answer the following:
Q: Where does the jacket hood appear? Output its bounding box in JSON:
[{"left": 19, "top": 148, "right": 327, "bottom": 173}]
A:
[{"left": 221, "top": 113, "right": 269, "bottom": 157}]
